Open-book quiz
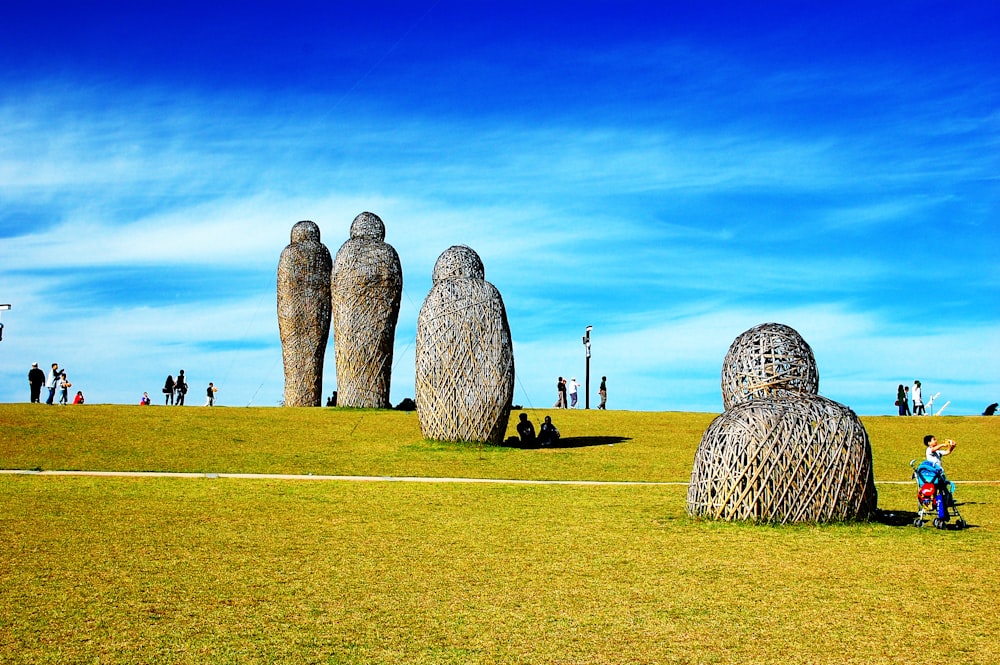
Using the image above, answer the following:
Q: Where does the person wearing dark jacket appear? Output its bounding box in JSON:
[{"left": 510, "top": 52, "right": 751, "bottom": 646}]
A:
[
  {"left": 175, "top": 370, "right": 187, "bottom": 405},
  {"left": 28, "top": 362, "right": 45, "bottom": 403},
  {"left": 538, "top": 416, "right": 560, "bottom": 446},
  {"left": 516, "top": 413, "right": 536, "bottom": 445},
  {"left": 163, "top": 374, "right": 175, "bottom": 405}
]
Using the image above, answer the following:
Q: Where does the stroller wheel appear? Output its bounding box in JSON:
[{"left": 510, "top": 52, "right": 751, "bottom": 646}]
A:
[
  {"left": 913, "top": 518, "right": 924, "bottom": 528},
  {"left": 933, "top": 518, "right": 945, "bottom": 529},
  {"left": 956, "top": 519, "right": 967, "bottom": 529}
]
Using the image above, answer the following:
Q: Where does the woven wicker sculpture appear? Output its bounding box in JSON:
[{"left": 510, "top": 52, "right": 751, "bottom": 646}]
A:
[
  {"left": 415, "top": 245, "right": 515, "bottom": 444},
  {"left": 277, "top": 220, "right": 332, "bottom": 407},
  {"left": 721, "top": 322, "right": 819, "bottom": 410},
  {"left": 688, "top": 323, "right": 877, "bottom": 523},
  {"left": 331, "top": 212, "right": 403, "bottom": 408},
  {"left": 688, "top": 391, "right": 877, "bottom": 522}
]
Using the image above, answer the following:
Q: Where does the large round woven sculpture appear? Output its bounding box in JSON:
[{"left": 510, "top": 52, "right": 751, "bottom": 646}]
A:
[
  {"left": 688, "top": 391, "right": 877, "bottom": 523},
  {"left": 415, "top": 245, "right": 514, "bottom": 444},
  {"left": 331, "top": 212, "right": 403, "bottom": 408},
  {"left": 721, "top": 322, "right": 819, "bottom": 410},
  {"left": 277, "top": 220, "right": 332, "bottom": 407}
]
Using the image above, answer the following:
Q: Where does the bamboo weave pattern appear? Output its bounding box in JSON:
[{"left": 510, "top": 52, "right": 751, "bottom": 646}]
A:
[
  {"left": 331, "top": 212, "right": 402, "bottom": 409},
  {"left": 689, "top": 323, "right": 877, "bottom": 523},
  {"left": 687, "top": 392, "right": 877, "bottom": 522},
  {"left": 277, "top": 221, "right": 333, "bottom": 407},
  {"left": 721, "top": 322, "right": 819, "bottom": 410},
  {"left": 415, "top": 245, "right": 514, "bottom": 444}
]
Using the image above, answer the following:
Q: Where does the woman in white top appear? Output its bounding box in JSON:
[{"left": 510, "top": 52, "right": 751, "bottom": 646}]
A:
[{"left": 912, "top": 380, "right": 925, "bottom": 415}]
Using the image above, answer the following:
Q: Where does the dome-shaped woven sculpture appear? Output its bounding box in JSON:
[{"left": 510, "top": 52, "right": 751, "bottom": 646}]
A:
[
  {"left": 432, "top": 244, "right": 485, "bottom": 282},
  {"left": 277, "top": 220, "right": 332, "bottom": 407},
  {"left": 331, "top": 212, "right": 403, "bottom": 408},
  {"left": 721, "top": 322, "right": 819, "bottom": 410},
  {"left": 415, "top": 245, "right": 514, "bottom": 443},
  {"left": 687, "top": 391, "right": 877, "bottom": 522}
]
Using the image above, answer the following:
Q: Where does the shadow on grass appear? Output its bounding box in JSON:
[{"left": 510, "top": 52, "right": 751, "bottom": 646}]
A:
[
  {"left": 873, "top": 508, "right": 977, "bottom": 530},
  {"left": 504, "top": 436, "right": 632, "bottom": 450}
]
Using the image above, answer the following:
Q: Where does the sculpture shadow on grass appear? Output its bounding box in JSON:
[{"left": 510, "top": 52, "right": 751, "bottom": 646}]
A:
[
  {"left": 872, "top": 507, "right": 977, "bottom": 530},
  {"left": 504, "top": 436, "right": 632, "bottom": 450}
]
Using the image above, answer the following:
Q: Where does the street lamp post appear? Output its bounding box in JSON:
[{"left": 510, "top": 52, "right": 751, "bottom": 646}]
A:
[
  {"left": 582, "top": 325, "right": 592, "bottom": 409},
  {"left": 0, "top": 304, "right": 9, "bottom": 342}
]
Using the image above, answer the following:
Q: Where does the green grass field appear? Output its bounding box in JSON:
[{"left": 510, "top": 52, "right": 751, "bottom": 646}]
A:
[{"left": 2, "top": 405, "right": 998, "bottom": 664}]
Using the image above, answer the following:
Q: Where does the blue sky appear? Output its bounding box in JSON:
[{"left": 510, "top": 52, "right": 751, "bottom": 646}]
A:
[{"left": 1, "top": 1, "right": 997, "bottom": 414}]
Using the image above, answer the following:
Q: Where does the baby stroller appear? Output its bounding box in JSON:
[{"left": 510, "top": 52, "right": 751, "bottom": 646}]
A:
[{"left": 910, "top": 459, "right": 966, "bottom": 529}]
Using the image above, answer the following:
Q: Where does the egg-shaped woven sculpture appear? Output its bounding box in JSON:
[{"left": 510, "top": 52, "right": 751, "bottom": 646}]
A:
[
  {"left": 687, "top": 391, "right": 877, "bottom": 523},
  {"left": 415, "top": 245, "right": 514, "bottom": 443},
  {"left": 721, "top": 322, "right": 819, "bottom": 410}
]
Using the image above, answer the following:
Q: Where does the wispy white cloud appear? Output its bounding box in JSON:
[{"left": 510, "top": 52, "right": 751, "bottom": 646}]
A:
[{"left": 1, "top": 6, "right": 997, "bottom": 416}]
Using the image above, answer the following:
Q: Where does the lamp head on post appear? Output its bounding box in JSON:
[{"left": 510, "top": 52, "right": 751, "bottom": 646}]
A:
[{"left": 0, "top": 304, "right": 10, "bottom": 343}]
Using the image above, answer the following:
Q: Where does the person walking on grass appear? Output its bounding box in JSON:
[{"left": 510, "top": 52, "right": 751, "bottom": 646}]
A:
[
  {"left": 896, "top": 384, "right": 908, "bottom": 416},
  {"left": 205, "top": 382, "right": 218, "bottom": 406},
  {"left": 554, "top": 376, "right": 567, "bottom": 409},
  {"left": 45, "top": 363, "right": 60, "bottom": 405},
  {"left": 913, "top": 380, "right": 925, "bottom": 416},
  {"left": 175, "top": 370, "right": 187, "bottom": 405},
  {"left": 598, "top": 376, "right": 607, "bottom": 410},
  {"left": 28, "top": 362, "right": 45, "bottom": 403},
  {"left": 163, "top": 374, "right": 175, "bottom": 405},
  {"left": 58, "top": 371, "right": 71, "bottom": 405}
]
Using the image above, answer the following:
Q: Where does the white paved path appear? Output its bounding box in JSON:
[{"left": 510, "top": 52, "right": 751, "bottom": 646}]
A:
[{"left": 2, "top": 469, "right": 997, "bottom": 485}]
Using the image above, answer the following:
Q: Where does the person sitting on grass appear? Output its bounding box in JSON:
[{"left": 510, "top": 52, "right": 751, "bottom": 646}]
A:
[
  {"left": 515, "top": 413, "right": 536, "bottom": 445},
  {"left": 537, "top": 415, "right": 560, "bottom": 446}
]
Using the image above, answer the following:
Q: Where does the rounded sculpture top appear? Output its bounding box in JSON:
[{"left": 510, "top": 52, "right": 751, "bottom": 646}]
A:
[
  {"left": 290, "top": 220, "right": 321, "bottom": 244},
  {"left": 350, "top": 212, "right": 386, "bottom": 241},
  {"left": 432, "top": 245, "right": 485, "bottom": 283},
  {"left": 721, "top": 322, "right": 819, "bottom": 409}
]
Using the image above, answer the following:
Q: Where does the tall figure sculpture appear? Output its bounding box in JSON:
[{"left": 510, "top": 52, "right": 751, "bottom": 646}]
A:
[
  {"left": 277, "top": 220, "right": 332, "bottom": 407},
  {"left": 415, "top": 245, "right": 515, "bottom": 443},
  {"left": 331, "top": 212, "right": 403, "bottom": 408}
]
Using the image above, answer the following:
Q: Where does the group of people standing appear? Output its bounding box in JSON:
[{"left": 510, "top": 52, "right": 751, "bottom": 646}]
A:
[
  {"left": 896, "top": 380, "right": 928, "bottom": 416},
  {"left": 158, "top": 371, "right": 218, "bottom": 406},
  {"left": 554, "top": 377, "right": 577, "bottom": 408},
  {"left": 553, "top": 375, "right": 608, "bottom": 409},
  {"left": 27, "top": 362, "right": 83, "bottom": 405},
  {"left": 162, "top": 371, "right": 188, "bottom": 405},
  {"left": 25, "top": 363, "right": 219, "bottom": 407}
]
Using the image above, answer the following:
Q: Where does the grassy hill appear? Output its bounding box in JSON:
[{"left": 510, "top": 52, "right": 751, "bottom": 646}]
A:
[{"left": 2, "top": 405, "right": 998, "bottom": 663}]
